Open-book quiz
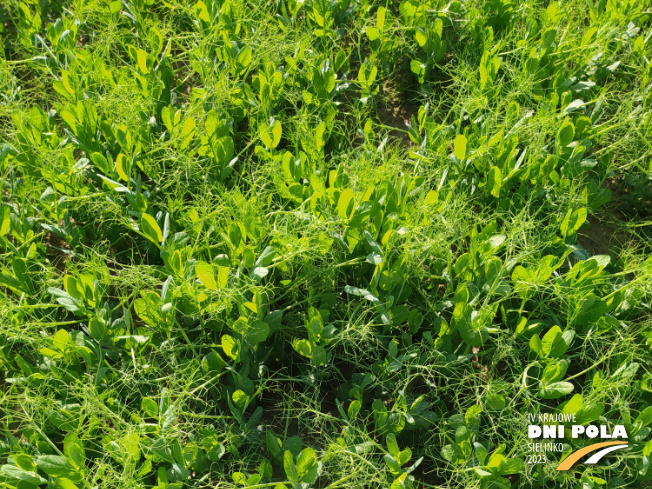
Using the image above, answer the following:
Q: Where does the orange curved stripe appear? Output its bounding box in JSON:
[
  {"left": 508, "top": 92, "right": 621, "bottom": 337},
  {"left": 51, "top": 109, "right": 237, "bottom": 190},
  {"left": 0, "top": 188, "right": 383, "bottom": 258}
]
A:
[{"left": 556, "top": 441, "right": 628, "bottom": 471}]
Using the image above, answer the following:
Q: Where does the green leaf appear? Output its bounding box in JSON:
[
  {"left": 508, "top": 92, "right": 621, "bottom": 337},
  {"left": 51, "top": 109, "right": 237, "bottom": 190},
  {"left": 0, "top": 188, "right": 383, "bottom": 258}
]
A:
[
  {"left": 550, "top": 329, "right": 574, "bottom": 358},
  {"left": 487, "top": 166, "right": 502, "bottom": 198},
  {"left": 283, "top": 451, "right": 298, "bottom": 483},
  {"left": 541, "top": 326, "right": 562, "bottom": 357},
  {"left": 228, "top": 222, "right": 242, "bottom": 249},
  {"left": 137, "top": 49, "right": 150, "bottom": 73},
  {"left": 296, "top": 447, "right": 317, "bottom": 481},
  {"left": 386, "top": 433, "right": 400, "bottom": 458},
  {"left": 141, "top": 213, "right": 163, "bottom": 243},
  {"left": 0, "top": 205, "right": 9, "bottom": 236},
  {"left": 247, "top": 321, "right": 270, "bottom": 344},
  {"left": 232, "top": 389, "right": 248, "bottom": 411},
  {"left": 424, "top": 190, "right": 438, "bottom": 206},
  {"left": 311, "top": 345, "right": 327, "bottom": 366},
  {"left": 236, "top": 45, "right": 252, "bottom": 70},
  {"left": 195, "top": 261, "right": 216, "bottom": 290},
  {"left": 337, "top": 189, "right": 355, "bottom": 219},
  {"left": 266, "top": 431, "right": 283, "bottom": 461},
  {"left": 453, "top": 134, "right": 467, "bottom": 160},
  {"left": 397, "top": 448, "right": 411, "bottom": 466},
  {"left": 260, "top": 120, "right": 282, "bottom": 149},
  {"left": 384, "top": 453, "right": 402, "bottom": 473},
  {"left": 64, "top": 433, "right": 85, "bottom": 470},
  {"left": 221, "top": 335, "right": 239, "bottom": 360},
  {"left": 35, "top": 455, "right": 77, "bottom": 479},
  {"left": 292, "top": 338, "right": 312, "bottom": 358},
  {"left": 90, "top": 153, "right": 111, "bottom": 174},
  {"left": 0, "top": 465, "right": 47, "bottom": 485},
  {"left": 377, "top": 6, "right": 386, "bottom": 29},
  {"left": 636, "top": 406, "right": 652, "bottom": 429},
  {"left": 541, "top": 359, "right": 569, "bottom": 385},
  {"left": 498, "top": 457, "right": 523, "bottom": 475},
  {"left": 348, "top": 400, "right": 361, "bottom": 420},
  {"left": 560, "top": 207, "right": 587, "bottom": 238},
  {"left": 89, "top": 317, "right": 105, "bottom": 341},
  {"left": 486, "top": 393, "right": 505, "bottom": 411},
  {"left": 557, "top": 118, "right": 574, "bottom": 146},
  {"left": 142, "top": 398, "right": 159, "bottom": 417},
  {"left": 116, "top": 153, "right": 130, "bottom": 181},
  {"left": 529, "top": 334, "right": 542, "bottom": 356},
  {"left": 366, "top": 27, "right": 380, "bottom": 41},
  {"left": 415, "top": 28, "right": 427, "bottom": 47},
  {"left": 576, "top": 402, "right": 605, "bottom": 424},
  {"left": 539, "top": 381, "right": 574, "bottom": 399}
]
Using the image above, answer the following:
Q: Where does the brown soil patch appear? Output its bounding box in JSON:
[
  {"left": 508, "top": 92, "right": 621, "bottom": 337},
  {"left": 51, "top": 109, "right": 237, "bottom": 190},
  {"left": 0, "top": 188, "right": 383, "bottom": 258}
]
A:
[
  {"left": 377, "top": 82, "right": 420, "bottom": 147},
  {"left": 577, "top": 214, "right": 628, "bottom": 257}
]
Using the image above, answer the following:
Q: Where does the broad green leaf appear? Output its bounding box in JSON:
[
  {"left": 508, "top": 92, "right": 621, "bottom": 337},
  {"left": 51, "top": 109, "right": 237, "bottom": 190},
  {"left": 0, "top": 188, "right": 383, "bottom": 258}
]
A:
[
  {"left": 137, "top": 49, "right": 149, "bottom": 73},
  {"left": 377, "top": 6, "right": 386, "bottom": 29},
  {"left": 636, "top": 406, "right": 652, "bottom": 428},
  {"left": 283, "top": 451, "right": 298, "bottom": 483},
  {"left": 486, "top": 393, "right": 505, "bottom": 411},
  {"left": 179, "top": 117, "right": 196, "bottom": 149},
  {"left": 453, "top": 134, "right": 467, "bottom": 160},
  {"left": 385, "top": 453, "right": 402, "bottom": 474},
  {"left": 236, "top": 45, "right": 252, "bottom": 70},
  {"left": 397, "top": 448, "right": 411, "bottom": 465},
  {"left": 576, "top": 402, "right": 605, "bottom": 424},
  {"left": 541, "top": 359, "right": 569, "bottom": 385},
  {"left": 560, "top": 207, "right": 587, "bottom": 238},
  {"left": 195, "top": 261, "right": 216, "bottom": 290},
  {"left": 562, "top": 394, "right": 584, "bottom": 414},
  {"left": 247, "top": 321, "right": 270, "bottom": 344},
  {"left": 348, "top": 400, "right": 361, "bottom": 419},
  {"left": 141, "top": 213, "right": 163, "bottom": 243},
  {"left": 386, "top": 434, "right": 400, "bottom": 458},
  {"left": 498, "top": 457, "right": 523, "bottom": 475},
  {"left": 61, "top": 71, "right": 75, "bottom": 94},
  {"left": 292, "top": 338, "right": 312, "bottom": 358},
  {"left": 35, "top": 455, "right": 77, "bottom": 478},
  {"left": 550, "top": 329, "right": 574, "bottom": 358},
  {"left": 0, "top": 465, "right": 47, "bottom": 485},
  {"left": 424, "top": 190, "right": 438, "bottom": 205},
  {"left": 557, "top": 118, "right": 574, "bottom": 146},
  {"left": 13, "top": 454, "right": 35, "bottom": 473},
  {"left": 142, "top": 398, "right": 158, "bottom": 417},
  {"left": 296, "top": 447, "right": 317, "bottom": 480},
  {"left": 232, "top": 389, "right": 248, "bottom": 411},
  {"left": 89, "top": 317, "right": 105, "bottom": 341},
  {"left": 366, "top": 27, "right": 380, "bottom": 41},
  {"left": 259, "top": 120, "right": 282, "bottom": 149},
  {"left": 311, "top": 345, "right": 327, "bottom": 366},
  {"left": 221, "top": 334, "right": 239, "bottom": 360},
  {"left": 0, "top": 205, "right": 9, "bottom": 236},
  {"left": 337, "top": 189, "right": 355, "bottom": 219},
  {"left": 64, "top": 433, "right": 85, "bottom": 469},
  {"left": 415, "top": 29, "right": 427, "bottom": 47},
  {"left": 539, "top": 381, "right": 574, "bottom": 399},
  {"left": 228, "top": 222, "right": 242, "bottom": 248},
  {"left": 266, "top": 431, "right": 283, "bottom": 461},
  {"left": 487, "top": 166, "right": 501, "bottom": 198},
  {"left": 541, "top": 326, "right": 562, "bottom": 356},
  {"left": 116, "top": 153, "right": 129, "bottom": 181},
  {"left": 216, "top": 266, "right": 229, "bottom": 288},
  {"left": 90, "top": 153, "right": 111, "bottom": 174},
  {"left": 195, "top": 0, "right": 210, "bottom": 21},
  {"left": 529, "top": 334, "right": 542, "bottom": 356}
]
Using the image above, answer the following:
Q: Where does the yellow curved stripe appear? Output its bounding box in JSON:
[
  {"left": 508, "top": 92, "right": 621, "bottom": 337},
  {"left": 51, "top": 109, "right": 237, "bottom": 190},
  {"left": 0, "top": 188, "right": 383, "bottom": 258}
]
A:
[{"left": 556, "top": 441, "right": 628, "bottom": 471}]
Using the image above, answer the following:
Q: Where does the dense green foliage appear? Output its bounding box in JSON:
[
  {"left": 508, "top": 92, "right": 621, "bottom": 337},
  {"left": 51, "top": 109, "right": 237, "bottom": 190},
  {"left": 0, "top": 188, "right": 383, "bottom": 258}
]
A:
[{"left": 1, "top": 0, "right": 652, "bottom": 487}]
